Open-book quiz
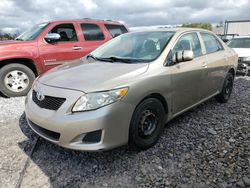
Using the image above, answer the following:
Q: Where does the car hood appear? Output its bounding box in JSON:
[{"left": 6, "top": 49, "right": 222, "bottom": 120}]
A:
[
  {"left": 232, "top": 48, "right": 250, "bottom": 57},
  {"left": 39, "top": 60, "right": 149, "bottom": 93},
  {"left": 0, "top": 40, "right": 36, "bottom": 56}
]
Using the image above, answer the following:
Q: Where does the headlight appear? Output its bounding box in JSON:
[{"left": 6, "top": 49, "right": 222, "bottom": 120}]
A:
[
  {"left": 72, "top": 87, "right": 128, "bottom": 112},
  {"left": 242, "top": 57, "right": 250, "bottom": 62}
]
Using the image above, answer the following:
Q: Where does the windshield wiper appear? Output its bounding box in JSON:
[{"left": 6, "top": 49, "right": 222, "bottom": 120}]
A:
[
  {"left": 107, "top": 56, "right": 133, "bottom": 63},
  {"left": 100, "top": 56, "right": 145, "bottom": 63},
  {"left": 87, "top": 55, "right": 145, "bottom": 63},
  {"left": 86, "top": 54, "right": 113, "bottom": 62},
  {"left": 86, "top": 54, "right": 97, "bottom": 60}
]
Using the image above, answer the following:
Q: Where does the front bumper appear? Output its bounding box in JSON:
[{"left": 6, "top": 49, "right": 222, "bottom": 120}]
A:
[{"left": 25, "top": 83, "right": 135, "bottom": 151}]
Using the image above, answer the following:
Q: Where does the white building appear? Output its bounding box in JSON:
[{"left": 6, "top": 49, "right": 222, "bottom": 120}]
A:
[{"left": 224, "top": 20, "right": 250, "bottom": 36}]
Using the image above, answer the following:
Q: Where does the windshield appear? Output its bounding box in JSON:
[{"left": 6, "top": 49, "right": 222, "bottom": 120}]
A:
[
  {"left": 16, "top": 23, "right": 49, "bottom": 41},
  {"left": 91, "top": 31, "right": 175, "bottom": 62},
  {"left": 228, "top": 38, "right": 250, "bottom": 48}
]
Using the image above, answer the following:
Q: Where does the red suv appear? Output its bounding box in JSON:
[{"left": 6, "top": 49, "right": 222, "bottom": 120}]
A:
[{"left": 0, "top": 19, "right": 128, "bottom": 97}]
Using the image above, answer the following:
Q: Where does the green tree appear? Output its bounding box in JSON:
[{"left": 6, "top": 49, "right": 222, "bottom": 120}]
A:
[
  {"left": 0, "top": 30, "right": 15, "bottom": 40},
  {"left": 181, "top": 23, "right": 212, "bottom": 31}
]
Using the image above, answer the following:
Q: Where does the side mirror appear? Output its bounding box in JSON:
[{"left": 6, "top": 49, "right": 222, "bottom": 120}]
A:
[
  {"left": 45, "top": 33, "right": 61, "bottom": 43},
  {"left": 172, "top": 50, "right": 194, "bottom": 64}
]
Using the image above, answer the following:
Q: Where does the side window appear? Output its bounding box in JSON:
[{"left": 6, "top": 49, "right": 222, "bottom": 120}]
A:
[
  {"left": 81, "top": 23, "right": 105, "bottom": 41},
  {"left": 172, "top": 33, "right": 202, "bottom": 58},
  {"left": 200, "top": 33, "right": 223, "bottom": 54},
  {"left": 49, "top": 24, "right": 78, "bottom": 42},
  {"left": 104, "top": 24, "right": 128, "bottom": 38}
]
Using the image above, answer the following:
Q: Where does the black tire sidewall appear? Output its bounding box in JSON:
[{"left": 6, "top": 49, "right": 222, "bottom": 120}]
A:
[
  {"left": 129, "top": 98, "right": 165, "bottom": 149},
  {"left": 222, "top": 73, "right": 234, "bottom": 99},
  {"left": 0, "top": 64, "right": 35, "bottom": 97},
  {"left": 216, "top": 72, "right": 234, "bottom": 103}
]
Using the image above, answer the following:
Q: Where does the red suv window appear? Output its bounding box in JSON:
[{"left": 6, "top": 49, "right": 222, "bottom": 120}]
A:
[
  {"left": 105, "top": 24, "right": 128, "bottom": 37},
  {"left": 49, "top": 24, "right": 78, "bottom": 42},
  {"left": 81, "top": 23, "right": 105, "bottom": 41}
]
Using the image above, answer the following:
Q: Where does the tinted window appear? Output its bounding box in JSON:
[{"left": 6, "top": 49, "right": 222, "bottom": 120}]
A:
[
  {"left": 228, "top": 38, "right": 250, "bottom": 48},
  {"left": 105, "top": 24, "right": 128, "bottom": 38},
  {"left": 81, "top": 24, "right": 105, "bottom": 41},
  {"left": 200, "top": 33, "right": 223, "bottom": 54},
  {"left": 172, "top": 33, "right": 202, "bottom": 57},
  {"left": 49, "top": 24, "right": 78, "bottom": 42}
]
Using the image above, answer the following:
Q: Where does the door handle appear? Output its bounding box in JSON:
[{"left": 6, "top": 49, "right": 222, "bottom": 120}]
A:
[{"left": 72, "top": 46, "right": 83, "bottom": 50}]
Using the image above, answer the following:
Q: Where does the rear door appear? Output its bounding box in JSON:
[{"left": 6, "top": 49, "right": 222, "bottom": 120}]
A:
[
  {"left": 170, "top": 32, "right": 207, "bottom": 114},
  {"left": 38, "top": 23, "right": 84, "bottom": 70},
  {"left": 199, "top": 32, "right": 227, "bottom": 97}
]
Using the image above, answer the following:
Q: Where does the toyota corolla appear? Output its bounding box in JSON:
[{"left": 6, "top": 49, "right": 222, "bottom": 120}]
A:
[{"left": 25, "top": 28, "right": 238, "bottom": 151}]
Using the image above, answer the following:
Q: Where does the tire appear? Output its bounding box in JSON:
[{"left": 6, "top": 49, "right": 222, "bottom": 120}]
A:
[
  {"left": 215, "top": 72, "right": 234, "bottom": 103},
  {"left": 129, "top": 98, "right": 166, "bottom": 150},
  {"left": 0, "top": 63, "right": 35, "bottom": 97}
]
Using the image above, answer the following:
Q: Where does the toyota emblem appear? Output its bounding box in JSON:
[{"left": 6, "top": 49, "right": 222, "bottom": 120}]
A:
[{"left": 36, "top": 90, "right": 45, "bottom": 101}]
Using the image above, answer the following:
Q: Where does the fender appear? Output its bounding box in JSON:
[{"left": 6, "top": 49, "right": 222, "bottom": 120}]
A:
[{"left": 0, "top": 42, "right": 45, "bottom": 74}]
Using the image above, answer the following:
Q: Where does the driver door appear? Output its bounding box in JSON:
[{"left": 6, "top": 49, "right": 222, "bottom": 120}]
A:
[{"left": 38, "top": 23, "right": 84, "bottom": 71}]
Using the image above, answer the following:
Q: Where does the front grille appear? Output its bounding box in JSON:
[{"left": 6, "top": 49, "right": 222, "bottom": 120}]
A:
[
  {"left": 28, "top": 119, "right": 60, "bottom": 141},
  {"left": 32, "top": 90, "right": 66, "bottom": 111}
]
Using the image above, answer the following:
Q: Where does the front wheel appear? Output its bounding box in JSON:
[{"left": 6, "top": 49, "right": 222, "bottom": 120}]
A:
[
  {"left": 129, "top": 98, "right": 166, "bottom": 150},
  {"left": 215, "top": 72, "right": 234, "bottom": 103},
  {"left": 0, "top": 64, "right": 35, "bottom": 97}
]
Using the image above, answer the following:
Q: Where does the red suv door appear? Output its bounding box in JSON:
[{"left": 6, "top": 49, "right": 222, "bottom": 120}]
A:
[{"left": 38, "top": 23, "right": 84, "bottom": 70}]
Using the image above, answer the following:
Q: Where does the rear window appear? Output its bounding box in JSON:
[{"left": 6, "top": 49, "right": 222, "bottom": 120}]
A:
[
  {"left": 81, "top": 23, "right": 105, "bottom": 41},
  {"left": 200, "top": 33, "right": 223, "bottom": 54},
  {"left": 105, "top": 24, "right": 128, "bottom": 38},
  {"left": 228, "top": 38, "right": 250, "bottom": 48}
]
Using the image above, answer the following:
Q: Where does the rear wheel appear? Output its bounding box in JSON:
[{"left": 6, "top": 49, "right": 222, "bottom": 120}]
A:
[
  {"left": 129, "top": 98, "right": 165, "bottom": 150},
  {"left": 215, "top": 72, "right": 234, "bottom": 103},
  {"left": 0, "top": 64, "right": 35, "bottom": 97}
]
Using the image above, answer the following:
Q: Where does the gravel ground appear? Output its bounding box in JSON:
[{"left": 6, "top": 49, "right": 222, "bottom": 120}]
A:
[
  {"left": 0, "top": 77, "right": 249, "bottom": 188},
  {"left": 0, "top": 96, "right": 25, "bottom": 123}
]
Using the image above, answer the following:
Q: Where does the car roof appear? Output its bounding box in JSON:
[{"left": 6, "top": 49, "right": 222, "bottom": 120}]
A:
[
  {"left": 49, "top": 18, "right": 124, "bottom": 25},
  {"left": 131, "top": 27, "right": 213, "bottom": 34}
]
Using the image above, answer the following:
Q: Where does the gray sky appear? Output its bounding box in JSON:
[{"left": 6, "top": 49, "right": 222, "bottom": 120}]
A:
[{"left": 1, "top": 0, "right": 250, "bottom": 34}]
